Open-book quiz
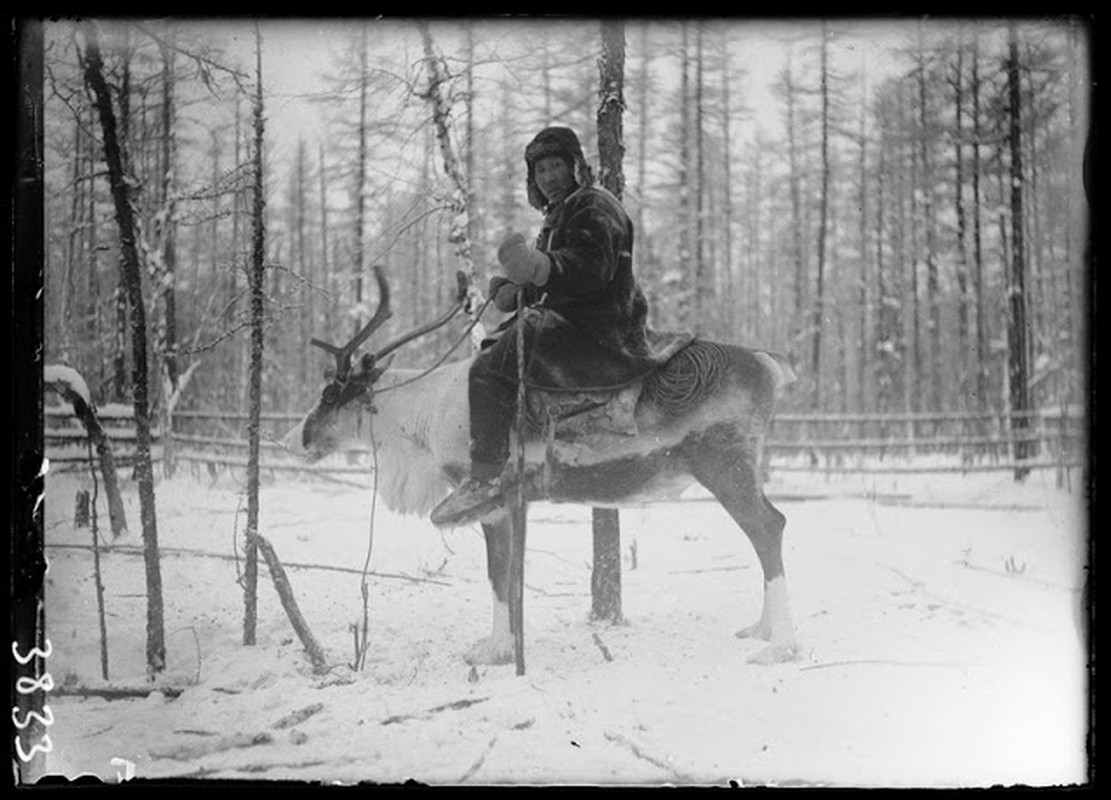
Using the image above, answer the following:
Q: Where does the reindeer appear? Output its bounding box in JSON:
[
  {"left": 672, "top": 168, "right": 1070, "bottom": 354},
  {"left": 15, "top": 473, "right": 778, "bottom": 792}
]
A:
[{"left": 282, "top": 268, "right": 799, "bottom": 665}]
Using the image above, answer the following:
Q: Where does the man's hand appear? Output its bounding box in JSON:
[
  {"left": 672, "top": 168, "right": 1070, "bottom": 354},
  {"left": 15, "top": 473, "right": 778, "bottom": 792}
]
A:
[
  {"left": 487, "top": 275, "right": 523, "bottom": 313},
  {"left": 497, "top": 232, "right": 551, "bottom": 286}
]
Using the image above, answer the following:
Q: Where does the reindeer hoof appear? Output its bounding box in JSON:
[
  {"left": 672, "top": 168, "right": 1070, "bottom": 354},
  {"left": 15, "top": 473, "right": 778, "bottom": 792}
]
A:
[
  {"left": 747, "top": 640, "right": 799, "bottom": 665},
  {"left": 735, "top": 620, "right": 773, "bottom": 641},
  {"left": 464, "top": 636, "right": 514, "bottom": 666}
]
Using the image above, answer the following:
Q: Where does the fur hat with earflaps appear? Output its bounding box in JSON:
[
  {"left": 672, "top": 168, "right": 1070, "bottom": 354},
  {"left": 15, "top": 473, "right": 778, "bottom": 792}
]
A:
[{"left": 525, "top": 126, "right": 596, "bottom": 211}]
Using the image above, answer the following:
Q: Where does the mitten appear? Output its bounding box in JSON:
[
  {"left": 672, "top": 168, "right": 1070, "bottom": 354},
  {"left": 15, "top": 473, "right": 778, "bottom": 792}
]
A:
[{"left": 497, "top": 232, "right": 551, "bottom": 286}]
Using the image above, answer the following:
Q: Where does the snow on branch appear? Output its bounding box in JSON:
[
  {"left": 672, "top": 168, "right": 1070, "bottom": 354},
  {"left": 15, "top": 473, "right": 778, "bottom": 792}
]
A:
[{"left": 44, "top": 364, "right": 92, "bottom": 408}]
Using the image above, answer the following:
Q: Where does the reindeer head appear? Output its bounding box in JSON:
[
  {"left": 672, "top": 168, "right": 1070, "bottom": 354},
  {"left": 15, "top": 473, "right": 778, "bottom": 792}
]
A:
[{"left": 282, "top": 266, "right": 469, "bottom": 462}]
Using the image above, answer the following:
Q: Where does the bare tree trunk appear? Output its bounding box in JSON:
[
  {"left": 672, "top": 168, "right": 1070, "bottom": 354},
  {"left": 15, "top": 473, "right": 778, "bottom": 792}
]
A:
[
  {"left": 85, "top": 100, "right": 102, "bottom": 391},
  {"left": 112, "top": 46, "right": 131, "bottom": 403},
  {"left": 295, "top": 140, "right": 310, "bottom": 407},
  {"left": 464, "top": 22, "right": 482, "bottom": 266},
  {"left": 783, "top": 47, "right": 806, "bottom": 361},
  {"left": 593, "top": 18, "right": 627, "bottom": 626},
  {"left": 1066, "top": 20, "right": 1088, "bottom": 426},
  {"left": 906, "top": 80, "right": 922, "bottom": 417},
  {"left": 497, "top": 75, "right": 518, "bottom": 235},
  {"left": 156, "top": 34, "right": 180, "bottom": 477},
  {"left": 677, "top": 23, "right": 692, "bottom": 331},
  {"left": 597, "top": 21, "right": 627, "bottom": 197},
  {"left": 970, "top": 35, "right": 989, "bottom": 417},
  {"left": 591, "top": 508, "right": 622, "bottom": 623},
  {"left": 952, "top": 38, "right": 972, "bottom": 410},
  {"left": 693, "top": 23, "right": 712, "bottom": 337},
  {"left": 80, "top": 19, "right": 166, "bottom": 675},
  {"left": 243, "top": 27, "right": 266, "bottom": 645},
  {"left": 319, "top": 143, "right": 331, "bottom": 334},
  {"left": 419, "top": 124, "right": 434, "bottom": 356},
  {"left": 209, "top": 128, "right": 221, "bottom": 295},
  {"left": 856, "top": 68, "right": 870, "bottom": 415},
  {"left": 157, "top": 35, "right": 179, "bottom": 389},
  {"left": 887, "top": 95, "right": 908, "bottom": 421},
  {"left": 874, "top": 103, "right": 894, "bottom": 419},
  {"left": 1006, "top": 25, "right": 1036, "bottom": 477},
  {"left": 60, "top": 113, "right": 83, "bottom": 364},
  {"left": 229, "top": 92, "right": 243, "bottom": 411},
  {"left": 811, "top": 25, "right": 831, "bottom": 410},
  {"left": 541, "top": 29, "right": 553, "bottom": 123},
  {"left": 1022, "top": 55, "right": 1045, "bottom": 378},
  {"left": 634, "top": 24, "right": 655, "bottom": 319},
  {"left": 720, "top": 30, "right": 736, "bottom": 339},
  {"left": 915, "top": 34, "right": 941, "bottom": 413},
  {"left": 353, "top": 26, "right": 369, "bottom": 332}
]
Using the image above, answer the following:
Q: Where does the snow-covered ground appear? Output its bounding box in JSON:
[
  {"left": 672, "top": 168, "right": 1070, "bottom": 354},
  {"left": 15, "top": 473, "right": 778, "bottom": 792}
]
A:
[{"left": 34, "top": 462, "right": 1089, "bottom": 786}]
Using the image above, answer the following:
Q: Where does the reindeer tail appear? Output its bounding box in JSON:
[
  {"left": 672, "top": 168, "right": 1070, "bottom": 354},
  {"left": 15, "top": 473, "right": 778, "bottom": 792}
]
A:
[{"left": 754, "top": 350, "right": 798, "bottom": 393}]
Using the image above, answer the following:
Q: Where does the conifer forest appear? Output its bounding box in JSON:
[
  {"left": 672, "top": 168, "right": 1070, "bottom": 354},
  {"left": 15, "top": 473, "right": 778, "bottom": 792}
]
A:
[{"left": 40, "top": 16, "right": 1090, "bottom": 428}]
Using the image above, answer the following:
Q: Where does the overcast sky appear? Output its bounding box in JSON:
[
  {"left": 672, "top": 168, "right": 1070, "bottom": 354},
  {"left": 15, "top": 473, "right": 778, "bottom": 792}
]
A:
[{"left": 209, "top": 17, "right": 932, "bottom": 164}]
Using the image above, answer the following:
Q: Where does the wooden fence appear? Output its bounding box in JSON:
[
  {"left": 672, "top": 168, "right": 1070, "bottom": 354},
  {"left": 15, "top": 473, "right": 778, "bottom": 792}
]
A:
[{"left": 45, "top": 404, "right": 1085, "bottom": 481}]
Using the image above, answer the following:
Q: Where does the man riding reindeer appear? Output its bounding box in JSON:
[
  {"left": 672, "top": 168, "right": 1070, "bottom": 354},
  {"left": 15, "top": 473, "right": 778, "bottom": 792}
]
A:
[
  {"left": 430, "top": 125, "right": 662, "bottom": 528},
  {"left": 288, "top": 124, "right": 799, "bottom": 664}
]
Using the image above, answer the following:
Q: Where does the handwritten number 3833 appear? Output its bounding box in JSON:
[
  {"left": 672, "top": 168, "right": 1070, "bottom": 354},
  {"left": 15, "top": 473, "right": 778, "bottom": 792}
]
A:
[{"left": 12, "top": 641, "right": 55, "bottom": 763}]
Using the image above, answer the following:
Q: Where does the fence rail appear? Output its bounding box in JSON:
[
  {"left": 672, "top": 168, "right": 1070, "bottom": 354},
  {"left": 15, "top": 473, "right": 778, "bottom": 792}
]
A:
[{"left": 44, "top": 403, "right": 1085, "bottom": 479}]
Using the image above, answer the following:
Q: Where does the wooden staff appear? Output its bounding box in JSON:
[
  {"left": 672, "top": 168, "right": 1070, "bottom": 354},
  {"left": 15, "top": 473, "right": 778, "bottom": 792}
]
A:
[{"left": 509, "top": 293, "right": 529, "bottom": 676}]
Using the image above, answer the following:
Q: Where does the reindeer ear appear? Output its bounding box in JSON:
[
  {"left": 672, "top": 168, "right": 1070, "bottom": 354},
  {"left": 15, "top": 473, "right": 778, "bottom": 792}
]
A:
[{"left": 358, "top": 352, "right": 376, "bottom": 373}]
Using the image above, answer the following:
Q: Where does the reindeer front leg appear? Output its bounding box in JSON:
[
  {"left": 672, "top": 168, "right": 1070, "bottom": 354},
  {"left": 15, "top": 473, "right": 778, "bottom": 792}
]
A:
[{"left": 465, "top": 509, "right": 515, "bottom": 665}]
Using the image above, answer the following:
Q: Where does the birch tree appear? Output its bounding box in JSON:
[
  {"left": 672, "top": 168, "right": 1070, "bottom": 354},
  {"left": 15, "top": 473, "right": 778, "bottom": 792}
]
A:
[{"left": 418, "top": 21, "right": 484, "bottom": 327}]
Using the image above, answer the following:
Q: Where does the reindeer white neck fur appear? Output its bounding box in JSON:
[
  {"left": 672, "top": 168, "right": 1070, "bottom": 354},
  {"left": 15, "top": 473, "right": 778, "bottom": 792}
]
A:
[{"left": 361, "top": 361, "right": 472, "bottom": 516}]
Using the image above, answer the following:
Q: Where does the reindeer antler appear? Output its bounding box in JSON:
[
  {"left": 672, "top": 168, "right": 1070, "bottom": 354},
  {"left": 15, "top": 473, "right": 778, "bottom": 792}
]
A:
[
  {"left": 311, "top": 265, "right": 392, "bottom": 379},
  {"left": 372, "top": 271, "right": 469, "bottom": 361},
  {"left": 311, "top": 269, "right": 473, "bottom": 381}
]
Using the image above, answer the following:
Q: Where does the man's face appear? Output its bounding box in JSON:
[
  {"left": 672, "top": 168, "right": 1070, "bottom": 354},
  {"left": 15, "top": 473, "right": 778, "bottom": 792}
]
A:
[{"left": 534, "top": 155, "right": 574, "bottom": 205}]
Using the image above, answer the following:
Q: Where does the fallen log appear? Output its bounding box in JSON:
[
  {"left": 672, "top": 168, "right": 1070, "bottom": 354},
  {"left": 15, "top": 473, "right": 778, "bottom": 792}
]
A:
[{"left": 52, "top": 685, "right": 184, "bottom": 700}]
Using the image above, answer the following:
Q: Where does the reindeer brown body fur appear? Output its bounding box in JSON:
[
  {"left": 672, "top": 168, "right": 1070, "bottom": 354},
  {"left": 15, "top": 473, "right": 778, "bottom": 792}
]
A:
[{"left": 284, "top": 339, "right": 799, "bottom": 665}]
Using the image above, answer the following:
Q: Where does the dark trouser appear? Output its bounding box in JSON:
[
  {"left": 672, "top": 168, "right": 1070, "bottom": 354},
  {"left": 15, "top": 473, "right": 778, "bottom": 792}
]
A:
[
  {"left": 467, "top": 308, "right": 646, "bottom": 483},
  {"left": 468, "top": 323, "right": 528, "bottom": 481}
]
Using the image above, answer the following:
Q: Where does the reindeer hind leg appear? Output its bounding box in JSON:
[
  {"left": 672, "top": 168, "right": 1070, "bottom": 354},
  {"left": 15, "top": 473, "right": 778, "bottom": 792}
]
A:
[{"left": 687, "top": 439, "right": 798, "bottom": 664}]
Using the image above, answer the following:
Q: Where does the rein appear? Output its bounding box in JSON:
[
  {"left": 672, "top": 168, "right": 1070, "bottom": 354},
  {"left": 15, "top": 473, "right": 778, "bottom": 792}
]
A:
[
  {"left": 371, "top": 297, "right": 494, "bottom": 396},
  {"left": 349, "top": 294, "right": 704, "bottom": 410}
]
